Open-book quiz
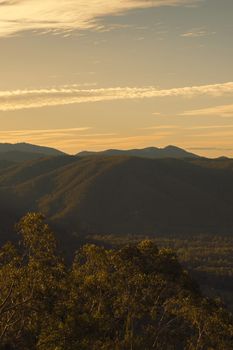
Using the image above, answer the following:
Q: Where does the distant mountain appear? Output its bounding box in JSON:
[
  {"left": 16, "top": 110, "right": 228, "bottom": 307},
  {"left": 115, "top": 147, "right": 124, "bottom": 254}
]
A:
[
  {"left": 0, "top": 155, "right": 233, "bottom": 248},
  {"left": 0, "top": 143, "right": 66, "bottom": 162},
  {"left": 0, "top": 151, "right": 55, "bottom": 163},
  {"left": 77, "top": 145, "right": 200, "bottom": 159},
  {"left": 0, "top": 142, "right": 65, "bottom": 155}
]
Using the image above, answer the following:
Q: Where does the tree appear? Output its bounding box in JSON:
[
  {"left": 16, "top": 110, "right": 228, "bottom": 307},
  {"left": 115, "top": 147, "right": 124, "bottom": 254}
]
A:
[
  {"left": 0, "top": 215, "right": 233, "bottom": 349},
  {"left": 0, "top": 213, "right": 66, "bottom": 350}
]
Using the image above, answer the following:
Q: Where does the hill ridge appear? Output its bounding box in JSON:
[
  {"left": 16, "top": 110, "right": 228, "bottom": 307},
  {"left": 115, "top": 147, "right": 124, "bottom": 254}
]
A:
[
  {"left": 0, "top": 155, "right": 233, "bottom": 246},
  {"left": 77, "top": 145, "right": 200, "bottom": 159}
]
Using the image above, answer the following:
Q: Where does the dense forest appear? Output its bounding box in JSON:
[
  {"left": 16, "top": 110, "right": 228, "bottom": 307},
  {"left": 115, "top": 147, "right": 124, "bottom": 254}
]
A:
[
  {"left": 0, "top": 155, "right": 233, "bottom": 248},
  {"left": 1, "top": 213, "right": 233, "bottom": 349},
  {"left": 91, "top": 234, "right": 233, "bottom": 312}
]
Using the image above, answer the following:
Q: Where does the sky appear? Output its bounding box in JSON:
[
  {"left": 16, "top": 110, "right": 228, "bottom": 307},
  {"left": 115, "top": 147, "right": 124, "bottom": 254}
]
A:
[{"left": 0, "top": 0, "right": 233, "bottom": 157}]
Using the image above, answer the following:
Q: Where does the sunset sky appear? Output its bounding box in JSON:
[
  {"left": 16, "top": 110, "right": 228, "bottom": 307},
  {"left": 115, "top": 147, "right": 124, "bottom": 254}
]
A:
[{"left": 0, "top": 0, "right": 233, "bottom": 157}]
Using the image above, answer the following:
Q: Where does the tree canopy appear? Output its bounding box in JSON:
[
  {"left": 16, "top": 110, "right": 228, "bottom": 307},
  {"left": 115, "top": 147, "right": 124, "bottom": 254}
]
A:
[{"left": 0, "top": 213, "right": 233, "bottom": 349}]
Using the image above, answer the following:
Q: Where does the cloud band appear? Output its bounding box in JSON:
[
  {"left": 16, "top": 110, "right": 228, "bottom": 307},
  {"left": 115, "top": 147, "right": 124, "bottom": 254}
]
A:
[{"left": 0, "top": 82, "right": 232, "bottom": 111}]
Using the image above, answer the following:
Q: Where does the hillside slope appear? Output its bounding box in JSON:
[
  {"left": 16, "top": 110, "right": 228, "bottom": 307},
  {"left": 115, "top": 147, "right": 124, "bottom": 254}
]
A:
[
  {"left": 0, "top": 151, "right": 58, "bottom": 162},
  {"left": 0, "top": 156, "right": 233, "bottom": 246}
]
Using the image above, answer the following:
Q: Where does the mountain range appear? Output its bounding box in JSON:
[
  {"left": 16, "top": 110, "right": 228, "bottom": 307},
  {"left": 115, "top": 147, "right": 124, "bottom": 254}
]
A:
[
  {"left": 0, "top": 143, "right": 201, "bottom": 162},
  {"left": 76, "top": 145, "right": 199, "bottom": 159},
  {"left": 0, "top": 153, "right": 233, "bottom": 250}
]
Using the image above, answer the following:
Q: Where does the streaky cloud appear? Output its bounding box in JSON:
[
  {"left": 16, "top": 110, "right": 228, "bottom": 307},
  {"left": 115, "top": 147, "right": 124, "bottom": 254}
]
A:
[
  {"left": 0, "top": 128, "right": 172, "bottom": 153},
  {"left": 182, "top": 104, "right": 233, "bottom": 117},
  {"left": 0, "top": 82, "right": 232, "bottom": 111}
]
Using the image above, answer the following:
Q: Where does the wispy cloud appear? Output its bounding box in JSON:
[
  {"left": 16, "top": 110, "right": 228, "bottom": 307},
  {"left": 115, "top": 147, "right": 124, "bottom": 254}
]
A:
[
  {"left": 0, "top": 127, "right": 171, "bottom": 153},
  {"left": 191, "top": 131, "right": 233, "bottom": 138},
  {"left": 140, "top": 125, "right": 179, "bottom": 130},
  {"left": 0, "top": 0, "right": 202, "bottom": 37},
  {"left": 0, "top": 82, "right": 232, "bottom": 111},
  {"left": 0, "top": 127, "right": 92, "bottom": 142},
  {"left": 60, "top": 133, "right": 172, "bottom": 150},
  {"left": 187, "top": 124, "right": 233, "bottom": 130},
  {"left": 189, "top": 147, "right": 233, "bottom": 151},
  {"left": 182, "top": 104, "right": 233, "bottom": 117},
  {"left": 1, "top": 127, "right": 91, "bottom": 135},
  {"left": 181, "top": 28, "right": 216, "bottom": 38}
]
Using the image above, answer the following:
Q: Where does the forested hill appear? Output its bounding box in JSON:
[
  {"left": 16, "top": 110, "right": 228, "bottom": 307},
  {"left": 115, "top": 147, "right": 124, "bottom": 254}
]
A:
[{"left": 0, "top": 155, "right": 233, "bottom": 246}]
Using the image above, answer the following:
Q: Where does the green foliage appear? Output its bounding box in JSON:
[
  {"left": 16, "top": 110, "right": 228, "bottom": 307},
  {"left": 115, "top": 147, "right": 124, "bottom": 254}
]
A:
[
  {"left": 0, "top": 213, "right": 65, "bottom": 349},
  {"left": 0, "top": 214, "right": 233, "bottom": 349},
  {"left": 92, "top": 234, "right": 233, "bottom": 311}
]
